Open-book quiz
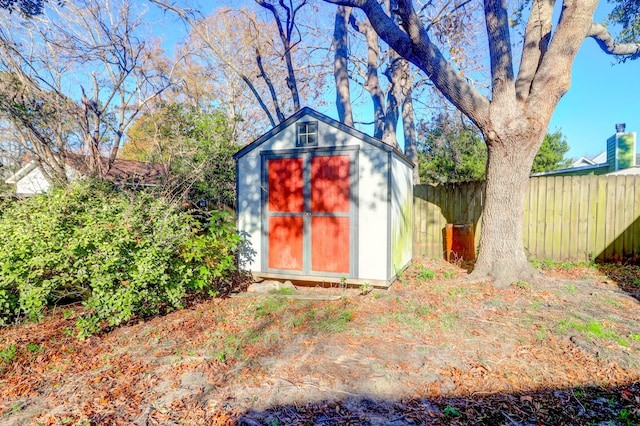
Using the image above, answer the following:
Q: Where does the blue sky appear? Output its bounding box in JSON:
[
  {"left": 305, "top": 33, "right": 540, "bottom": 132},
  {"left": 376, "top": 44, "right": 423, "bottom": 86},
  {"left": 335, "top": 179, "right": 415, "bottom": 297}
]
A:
[
  {"left": 548, "top": 38, "right": 640, "bottom": 160},
  {"left": 159, "top": 1, "right": 638, "bottom": 161}
]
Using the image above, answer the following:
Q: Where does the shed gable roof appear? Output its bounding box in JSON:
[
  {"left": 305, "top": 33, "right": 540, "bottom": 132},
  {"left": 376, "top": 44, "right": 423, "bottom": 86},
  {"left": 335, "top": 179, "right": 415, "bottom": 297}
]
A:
[{"left": 233, "top": 107, "right": 414, "bottom": 167}]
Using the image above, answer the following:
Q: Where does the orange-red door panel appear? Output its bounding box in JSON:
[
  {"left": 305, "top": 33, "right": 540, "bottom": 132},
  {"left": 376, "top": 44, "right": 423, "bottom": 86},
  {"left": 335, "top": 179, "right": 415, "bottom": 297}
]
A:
[
  {"left": 268, "top": 158, "right": 304, "bottom": 213},
  {"left": 311, "top": 217, "right": 350, "bottom": 273},
  {"left": 311, "top": 156, "right": 350, "bottom": 213},
  {"left": 268, "top": 216, "right": 303, "bottom": 271}
]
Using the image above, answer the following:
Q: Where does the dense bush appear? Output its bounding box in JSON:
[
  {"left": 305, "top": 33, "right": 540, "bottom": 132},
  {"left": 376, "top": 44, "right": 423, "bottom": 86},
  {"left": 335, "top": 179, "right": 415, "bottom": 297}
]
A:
[{"left": 0, "top": 181, "right": 240, "bottom": 337}]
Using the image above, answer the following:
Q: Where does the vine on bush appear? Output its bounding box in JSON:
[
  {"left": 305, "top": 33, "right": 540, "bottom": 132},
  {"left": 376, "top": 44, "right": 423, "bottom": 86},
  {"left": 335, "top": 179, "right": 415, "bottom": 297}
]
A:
[{"left": 0, "top": 181, "right": 241, "bottom": 337}]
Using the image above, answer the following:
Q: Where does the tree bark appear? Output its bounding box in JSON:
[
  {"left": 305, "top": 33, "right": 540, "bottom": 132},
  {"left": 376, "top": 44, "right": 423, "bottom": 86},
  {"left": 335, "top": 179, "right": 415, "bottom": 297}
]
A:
[
  {"left": 381, "top": 53, "right": 401, "bottom": 147},
  {"left": 470, "top": 133, "right": 541, "bottom": 287},
  {"left": 255, "top": 48, "right": 286, "bottom": 123},
  {"left": 401, "top": 85, "right": 419, "bottom": 183},
  {"left": 354, "top": 16, "right": 386, "bottom": 139},
  {"left": 333, "top": 5, "right": 354, "bottom": 126}
]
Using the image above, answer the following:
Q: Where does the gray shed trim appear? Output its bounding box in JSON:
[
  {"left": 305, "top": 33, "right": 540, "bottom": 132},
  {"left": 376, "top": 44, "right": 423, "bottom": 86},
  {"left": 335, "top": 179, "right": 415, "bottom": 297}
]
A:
[
  {"left": 258, "top": 146, "right": 360, "bottom": 278},
  {"left": 233, "top": 107, "right": 414, "bottom": 168}
]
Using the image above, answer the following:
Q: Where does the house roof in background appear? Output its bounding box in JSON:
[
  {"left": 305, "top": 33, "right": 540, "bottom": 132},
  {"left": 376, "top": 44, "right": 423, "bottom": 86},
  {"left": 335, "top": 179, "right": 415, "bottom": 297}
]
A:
[
  {"left": 571, "top": 156, "right": 597, "bottom": 168},
  {"left": 63, "top": 153, "right": 165, "bottom": 184},
  {"left": 5, "top": 153, "right": 165, "bottom": 186},
  {"left": 4, "top": 160, "right": 38, "bottom": 184}
]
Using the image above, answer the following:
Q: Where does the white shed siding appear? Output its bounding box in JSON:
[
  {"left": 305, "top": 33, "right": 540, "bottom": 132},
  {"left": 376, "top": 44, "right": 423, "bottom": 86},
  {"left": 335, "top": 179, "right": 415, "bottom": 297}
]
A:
[
  {"left": 236, "top": 155, "right": 262, "bottom": 272},
  {"left": 390, "top": 153, "right": 413, "bottom": 276},
  {"left": 357, "top": 146, "right": 389, "bottom": 281}
]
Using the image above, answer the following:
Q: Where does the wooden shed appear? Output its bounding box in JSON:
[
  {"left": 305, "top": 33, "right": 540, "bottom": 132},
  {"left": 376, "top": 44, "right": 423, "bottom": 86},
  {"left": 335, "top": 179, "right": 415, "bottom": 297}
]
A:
[{"left": 234, "top": 107, "right": 413, "bottom": 287}]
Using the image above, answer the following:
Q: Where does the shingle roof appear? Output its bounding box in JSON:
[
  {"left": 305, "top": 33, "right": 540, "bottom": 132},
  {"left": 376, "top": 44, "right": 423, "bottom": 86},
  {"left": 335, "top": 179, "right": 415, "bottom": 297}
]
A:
[{"left": 63, "top": 153, "right": 165, "bottom": 185}]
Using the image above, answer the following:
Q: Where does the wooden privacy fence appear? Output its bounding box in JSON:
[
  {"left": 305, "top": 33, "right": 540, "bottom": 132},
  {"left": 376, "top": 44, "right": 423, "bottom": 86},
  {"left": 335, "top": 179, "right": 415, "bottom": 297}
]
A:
[{"left": 413, "top": 175, "right": 640, "bottom": 262}]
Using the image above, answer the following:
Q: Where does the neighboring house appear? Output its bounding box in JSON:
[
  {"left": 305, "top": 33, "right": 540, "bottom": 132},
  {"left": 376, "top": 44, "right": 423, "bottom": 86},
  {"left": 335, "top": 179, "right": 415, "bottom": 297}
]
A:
[
  {"left": 531, "top": 124, "right": 639, "bottom": 177},
  {"left": 234, "top": 107, "right": 414, "bottom": 288},
  {"left": 569, "top": 151, "right": 607, "bottom": 168},
  {"left": 4, "top": 153, "right": 165, "bottom": 195}
]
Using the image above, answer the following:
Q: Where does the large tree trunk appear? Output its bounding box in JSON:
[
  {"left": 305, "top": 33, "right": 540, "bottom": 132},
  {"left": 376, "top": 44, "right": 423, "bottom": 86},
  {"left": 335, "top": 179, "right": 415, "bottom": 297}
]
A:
[{"left": 470, "top": 132, "right": 542, "bottom": 287}]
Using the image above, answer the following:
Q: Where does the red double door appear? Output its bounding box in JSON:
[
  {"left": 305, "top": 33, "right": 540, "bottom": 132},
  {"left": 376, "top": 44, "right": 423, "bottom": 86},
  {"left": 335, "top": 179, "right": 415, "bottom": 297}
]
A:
[{"left": 266, "top": 154, "right": 353, "bottom": 275}]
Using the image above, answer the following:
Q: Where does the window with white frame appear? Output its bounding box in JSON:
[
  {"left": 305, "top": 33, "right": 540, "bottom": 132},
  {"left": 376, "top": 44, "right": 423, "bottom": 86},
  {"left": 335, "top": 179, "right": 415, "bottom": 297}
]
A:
[{"left": 297, "top": 121, "right": 318, "bottom": 147}]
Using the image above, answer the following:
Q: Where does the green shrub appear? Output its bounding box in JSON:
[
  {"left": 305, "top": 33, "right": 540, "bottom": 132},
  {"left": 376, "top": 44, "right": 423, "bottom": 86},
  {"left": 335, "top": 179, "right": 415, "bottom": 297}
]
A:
[{"left": 0, "top": 181, "right": 240, "bottom": 337}]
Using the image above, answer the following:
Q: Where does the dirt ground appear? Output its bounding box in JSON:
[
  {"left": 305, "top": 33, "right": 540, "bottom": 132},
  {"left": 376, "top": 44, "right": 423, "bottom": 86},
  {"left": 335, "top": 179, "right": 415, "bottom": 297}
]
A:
[{"left": 1, "top": 259, "right": 640, "bottom": 425}]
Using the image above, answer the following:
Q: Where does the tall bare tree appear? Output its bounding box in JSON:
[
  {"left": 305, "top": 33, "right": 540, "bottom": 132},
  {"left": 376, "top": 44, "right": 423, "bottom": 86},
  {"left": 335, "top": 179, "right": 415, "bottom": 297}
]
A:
[
  {"left": 325, "top": 0, "right": 640, "bottom": 287},
  {"left": 0, "top": 0, "right": 171, "bottom": 181},
  {"left": 151, "top": 2, "right": 325, "bottom": 136},
  {"left": 255, "top": 0, "right": 307, "bottom": 112},
  {"left": 331, "top": 0, "right": 481, "bottom": 181}
]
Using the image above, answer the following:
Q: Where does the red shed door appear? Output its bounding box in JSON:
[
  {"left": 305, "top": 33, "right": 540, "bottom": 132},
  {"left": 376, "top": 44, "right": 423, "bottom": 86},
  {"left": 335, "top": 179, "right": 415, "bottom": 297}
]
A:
[
  {"left": 310, "top": 155, "right": 350, "bottom": 274},
  {"left": 267, "top": 157, "right": 304, "bottom": 271},
  {"left": 266, "top": 154, "right": 351, "bottom": 275}
]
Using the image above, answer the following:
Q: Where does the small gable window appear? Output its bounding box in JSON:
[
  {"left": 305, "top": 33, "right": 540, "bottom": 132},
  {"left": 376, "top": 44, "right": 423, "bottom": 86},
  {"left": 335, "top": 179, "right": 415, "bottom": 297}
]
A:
[{"left": 297, "top": 121, "right": 318, "bottom": 147}]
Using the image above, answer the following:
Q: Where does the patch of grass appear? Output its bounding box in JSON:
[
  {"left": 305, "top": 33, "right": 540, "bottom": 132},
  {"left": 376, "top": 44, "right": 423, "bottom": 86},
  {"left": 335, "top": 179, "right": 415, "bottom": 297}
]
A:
[
  {"left": 513, "top": 280, "right": 529, "bottom": 289},
  {"left": 313, "top": 306, "right": 353, "bottom": 333},
  {"left": 535, "top": 325, "right": 548, "bottom": 341},
  {"left": 394, "top": 312, "right": 429, "bottom": 332},
  {"left": 531, "top": 258, "right": 596, "bottom": 270},
  {"left": 253, "top": 297, "right": 287, "bottom": 318},
  {"left": 443, "top": 271, "right": 456, "bottom": 279},
  {"left": 530, "top": 299, "right": 543, "bottom": 310},
  {"left": 448, "top": 286, "right": 467, "bottom": 297},
  {"left": 439, "top": 312, "right": 461, "bottom": 331},
  {"left": 565, "top": 284, "right": 577, "bottom": 293},
  {"left": 359, "top": 283, "right": 373, "bottom": 295},
  {"left": 619, "top": 407, "right": 640, "bottom": 426},
  {"left": 381, "top": 301, "right": 434, "bottom": 333},
  {"left": 443, "top": 405, "right": 461, "bottom": 417},
  {"left": 26, "top": 342, "right": 43, "bottom": 353},
  {"left": 269, "top": 287, "right": 296, "bottom": 296},
  {"left": 571, "top": 320, "right": 623, "bottom": 342},
  {"left": 602, "top": 296, "right": 622, "bottom": 308},
  {"left": 285, "top": 302, "right": 355, "bottom": 334},
  {"left": 556, "top": 319, "right": 571, "bottom": 334},
  {"left": 213, "top": 334, "right": 242, "bottom": 363},
  {"left": 0, "top": 344, "right": 17, "bottom": 371},
  {"left": 287, "top": 308, "right": 317, "bottom": 328},
  {"left": 416, "top": 265, "right": 436, "bottom": 281}
]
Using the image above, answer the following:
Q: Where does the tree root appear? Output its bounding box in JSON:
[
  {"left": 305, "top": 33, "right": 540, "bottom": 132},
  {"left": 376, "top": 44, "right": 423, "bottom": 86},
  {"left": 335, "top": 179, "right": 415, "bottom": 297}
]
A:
[{"left": 466, "top": 261, "right": 541, "bottom": 289}]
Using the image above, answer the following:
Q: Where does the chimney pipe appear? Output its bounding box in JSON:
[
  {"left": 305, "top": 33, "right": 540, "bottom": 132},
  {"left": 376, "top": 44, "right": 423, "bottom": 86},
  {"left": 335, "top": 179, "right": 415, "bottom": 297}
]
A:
[{"left": 615, "top": 123, "right": 626, "bottom": 133}]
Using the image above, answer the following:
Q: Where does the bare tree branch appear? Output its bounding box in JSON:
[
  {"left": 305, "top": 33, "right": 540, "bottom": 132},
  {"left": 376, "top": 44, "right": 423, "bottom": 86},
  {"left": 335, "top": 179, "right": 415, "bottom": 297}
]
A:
[
  {"left": 515, "top": 0, "right": 554, "bottom": 102},
  {"left": 588, "top": 22, "right": 640, "bottom": 59},
  {"left": 484, "top": 0, "right": 515, "bottom": 102}
]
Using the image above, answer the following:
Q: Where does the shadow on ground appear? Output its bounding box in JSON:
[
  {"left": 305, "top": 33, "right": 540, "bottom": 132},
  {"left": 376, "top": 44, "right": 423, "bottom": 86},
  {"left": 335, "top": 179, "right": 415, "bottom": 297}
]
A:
[
  {"left": 237, "top": 384, "right": 640, "bottom": 425},
  {"left": 594, "top": 262, "right": 640, "bottom": 303}
]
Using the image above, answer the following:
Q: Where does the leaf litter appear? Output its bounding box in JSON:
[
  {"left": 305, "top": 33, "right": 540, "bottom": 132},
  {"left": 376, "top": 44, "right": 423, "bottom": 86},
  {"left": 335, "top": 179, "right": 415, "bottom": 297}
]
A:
[{"left": 0, "top": 260, "right": 639, "bottom": 425}]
